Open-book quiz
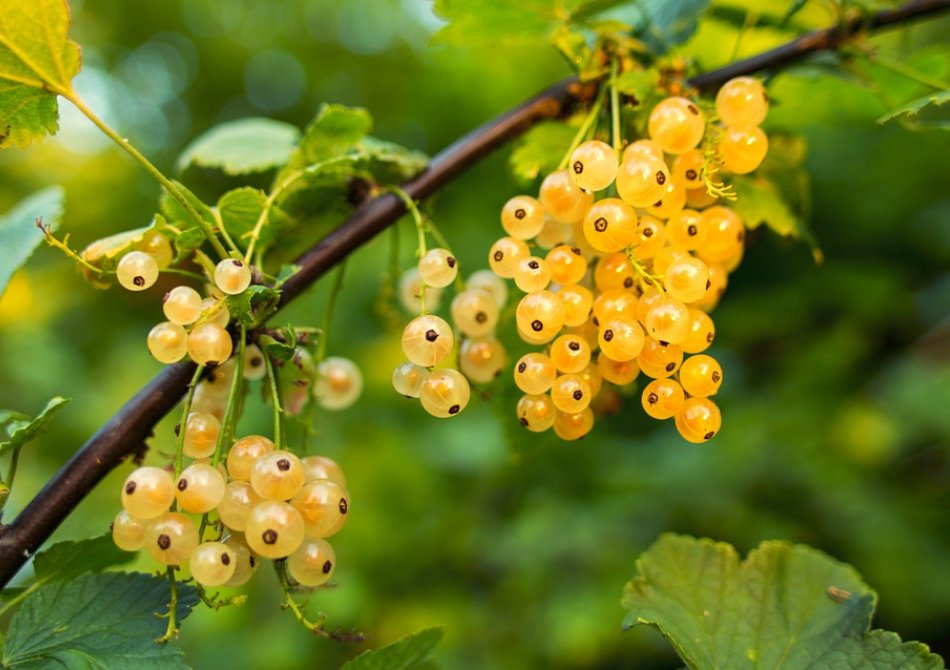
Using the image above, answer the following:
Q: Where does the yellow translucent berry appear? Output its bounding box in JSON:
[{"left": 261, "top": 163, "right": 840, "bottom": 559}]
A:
[
  {"left": 679, "top": 354, "right": 723, "bottom": 397},
  {"left": 697, "top": 207, "right": 745, "bottom": 265},
  {"left": 534, "top": 217, "right": 575, "bottom": 250},
  {"left": 147, "top": 322, "right": 188, "bottom": 364},
  {"left": 243, "top": 344, "right": 267, "bottom": 381},
  {"left": 641, "top": 378, "right": 686, "bottom": 420},
  {"left": 597, "top": 352, "right": 640, "bottom": 385},
  {"left": 145, "top": 512, "right": 199, "bottom": 566},
  {"left": 292, "top": 478, "right": 349, "bottom": 538},
  {"left": 227, "top": 435, "right": 275, "bottom": 481},
  {"left": 121, "top": 466, "right": 175, "bottom": 520},
  {"left": 598, "top": 317, "right": 645, "bottom": 362},
  {"left": 466, "top": 269, "right": 509, "bottom": 310},
  {"left": 616, "top": 157, "right": 670, "bottom": 208},
  {"left": 675, "top": 397, "right": 722, "bottom": 443},
  {"left": 200, "top": 297, "right": 230, "bottom": 329},
  {"left": 686, "top": 186, "right": 718, "bottom": 210},
  {"left": 631, "top": 217, "right": 667, "bottom": 260},
  {"left": 399, "top": 268, "right": 443, "bottom": 313},
  {"left": 189, "top": 541, "right": 236, "bottom": 587},
  {"left": 719, "top": 126, "right": 768, "bottom": 174},
  {"left": 645, "top": 298, "right": 691, "bottom": 344},
  {"left": 592, "top": 289, "right": 638, "bottom": 325},
  {"left": 664, "top": 257, "right": 710, "bottom": 304},
  {"left": 672, "top": 149, "right": 705, "bottom": 190},
  {"left": 549, "top": 334, "right": 591, "bottom": 374},
  {"left": 251, "top": 450, "right": 305, "bottom": 501},
  {"left": 551, "top": 373, "right": 591, "bottom": 413},
  {"left": 558, "top": 283, "right": 594, "bottom": 327},
  {"left": 682, "top": 308, "right": 716, "bottom": 353},
  {"left": 217, "top": 480, "right": 263, "bottom": 531},
  {"left": 637, "top": 339, "right": 684, "bottom": 378},
  {"left": 137, "top": 230, "right": 173, "bottom": 268},
  {"left": 553, "top": 408, "right": 594, "bottom": 441},
  {"left": 539, "top": 169, "right": 594, "bottom": 223},
  {"left": 569, "top": 140, "right": 618, "bottom": 192},
  {"left": 182, "top": 411, "right": 220, "bottom": 459},
  {"left": 514, "top": 256, "right": 551, "bottom": 293},
  {"left": 582, "top": 198, "right": 638, "bottom": 253},
  {"left": 567, "top": 316, "right": 600, "bottom": 351},
  {"left": 666, "top": 209, "right": 708, "bottom": 250},
  {"left": 223, "top": 535, "right": 259, "bottom": 587},
  {"left": 418, "top": 248, "right": 458, "bottom": 288},
  {"left": 420, "top": 368, "right": 471, "bottom": 418},
  {"left": 245, "top": 500, "right": 306, "bottom": 559},
  {"left": 635, "top": 288, "right": 663, "bottom": 324},
  {"left": 176, "top": 462, "right": 226, "bottom": 513},
  {"left": 648, "top": 96, "right": 706, "bottom": 154},
  {"left": 594, "top": 252, "right": 636, "bottom": 293},
  {"left": 187, "top": 323, "right": 233, "bottom": 366},
  {"left": 162, "top": 286, "right": 203, "bottom": 325},
  {"left": 516, "top": 394, "right": 556, "bottom": 432},
  {"left": 301, "top": 455, "right": 346, "bottom": 488},
  {"left": 716, "top": 76, "right": 769, "bottom": 128},
  {"left": 545, "top": 245, "right": 587, "bottom": 285},
  {"left": 488, "top": 236, "right": 530, "bottom": 279},
  {"left": 578, "top": 361, "right": 603, "bottom": 397},
  {"left": 214, "top": 258, "right": 252, "bottom": 295},
  {"left": 117, "top": 251, "right": 159, "bottom": 291},
  {"left": 402, "top": 314, "right": 454, "bottom": 366},
  {"left": 691, "top": 263, "right": 729, "bottom": 311},
  {"left": 652, "top": 248, "right": 688, "bottom": 277},
  {"left": 501, "top": 195, "right": 546, "bottom": 239},
  {"left": 646, "top": 180, "right": 687, "bottom": 220},
  {"left": 451, "top": 289, "right": 500, "bottom": 337},
  {"left": 315, "top": 357, "right": 363, "bottom": 411},
  {"left": 459, "top": 336, "right": 507, "bottom": 384},
  {"left": 287, "top": 538, "right": 336, "bottom": 587},
  {"left": 392, "top": 361, "right": 429, "bottom": 398},
  {"left": 112, "top": 510, "right": 149, "bottom": 551},
  {"left": 515, "top": 290, "right": 565, "bottom": 344},
  {"left": 514, "top": 353, "right": 557, "bottom": 395},
  {"left": 622, "top": 139, "right": 664, "bottom": 163}
]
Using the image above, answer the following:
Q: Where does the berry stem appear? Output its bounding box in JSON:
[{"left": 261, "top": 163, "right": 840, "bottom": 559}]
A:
[
  {"left": 625, "top": 248, "right": 665, "bottom": 294},
  {"left": 61, "top": 90, "right": 233, "bottom": 261},
  {"left": 609, "top": 58, "right": 622, "bottom": 155},
  {"left": 175, "top": 366, "right": 206, "bottom": 480},
  {"left": 0, "top": 446, "right": 23, "bottom": 513},
  {"left": 156, "top": 567, "right": 179, "bottom": 644},
  {"left": 211, "top": 326, "right": 247, "bottom": 468},
  {"left": 388, "top": 186, "right": 430, "bottom": 314},
  {"left": 557, "top": 82, "right": 607, "bottom": 171},
  {"left": 35, "top": 223, "right": 106, "bottom": 275},
  {"left": 316, "top": 261, "right": 347, "bottom": 364},
  {"left": 274, "top": 561, "right": 332, "bottom": 638},
  {"left": 263, "top": 350, "right": 286, "bottom": 451}
]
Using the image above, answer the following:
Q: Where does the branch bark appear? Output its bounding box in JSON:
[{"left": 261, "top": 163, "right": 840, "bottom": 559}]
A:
[{"left": 0, "top": 0, "right": 946, "bottom": 587}]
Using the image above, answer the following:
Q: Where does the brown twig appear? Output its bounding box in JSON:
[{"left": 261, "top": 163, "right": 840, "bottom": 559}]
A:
[{"left": 0, "top": 0, "right": 946, "bottom": 587}]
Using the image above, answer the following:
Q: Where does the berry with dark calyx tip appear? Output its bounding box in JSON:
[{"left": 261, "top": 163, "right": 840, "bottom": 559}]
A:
[
  {"left": 539, "top": 169, "right": 594, "bottom": 224},
  {"left": 459, "top": 336, "right": 507, "bottom": 384},
  {"left": 679, "top": 354, "right": 723, "bottom": 397},
  {"left": 250, "top": 450, "right": 305, "bottom": 501},
  {"left": 112, "top": 510, "right": 149, "bottom": 551},
  {"left": 645, "top": 298, "right": 691, "bottom": 345},
  {"left": 501, "top": 195, "right": 546, "bottom": 239},
  {"left": 549, "top": 334, "right": 591, "bottom": 374},
  {"left": 488, "top": 236, "right": 530, "bottom": 279},
  {"left": 666, "top": 209, "right": 708, "bottom": 251},
  {"left": 616, "top": 157, "right": 670, "bottom": 209},
  {"left": 515, "top": 290, "right": 565, "bottom": 344},
  {"left": 517, "top": 394, "right": 557, "bottom": 432},
  {"left": 648, "top": 96, "right": 706, "bottom": 155},
  {"left": 451, "top": 289, "right": 500, "bottom": 338},
  {"left": 665, "top": 257, "right": 710, "bottom": 304},
  {"left": 672, "top": 149, "right": 706, "bottom": 190},
  {"left": 641, "top": 378, "right": 686, "bottom": 420},
  {"left": 147, "top": 322, "right": 188, "bottom": 364},
  {"left": 121, "top": 466, "right": 175, "bottom": 520},
  {"left": 117, "top": 251, "right": 159, "bottom": 291},
  {"left": 514, "top": 352, "right": 558, "bottom": 395},
  {"left": 582, "top": 198, "right": 638, "bottom": 253},
  {"left": 223, "top": 535, "right": 259, "bottom": 587},
  {"left": 392, "top": 361, "right": 429, "bottom": 398},
  {"left": 418, "top": 248, "right": 459, "bottom": 288},
  {"left": 420, "top": 369, "right": 471, "bottom": 418},
  {"left": 545, "top": 245, "right": 587, "bottom": 286},
  {"left": 245, "top": 500, "right": 306, "bottom": 559},
  {"left": 598, "top": 317, "right": 645, "bottom": 362},
  {"left": 315, "top": 357, "right": 363, "bottom": 411},
  {"left": 550, "top": 373, "right": 592, "bottom": 413},
  {"left": 292, "top": 478, "right": 349, "bottom": 538},
  {"left": 568, "top": 140, "right": 619, "bottom": 192},
  {"left": 189, "top": 541, "right": 236, "bottom": 586},
  {"left": 214, "top": 258, "right": 252, "bottom": 295},
  {"left": 227, "top": 435, "right": 276, "bottom": 481},
  {"left": 176, "top": 462, "right": 226, "bottom": 513},
  {"left": 513, "top": 256, "right": 552, "bottom": 293},
  {"left": 402, "top": 314, "right": 454, "bottom": 366},
  {"left": 637, "top": 339, "right": 684, "bottom": 379},
  {"left": 144, "top": 512, "right": 199, "bottom": 566},
  {"left": 675, "top": 397, "right": 722, "bottom": 443},
  {"left": 682, "top": 308, "right": 716, "bottom": 354},
  {"left": 286, "top": 538, "right": 336, "bottom": 587}
]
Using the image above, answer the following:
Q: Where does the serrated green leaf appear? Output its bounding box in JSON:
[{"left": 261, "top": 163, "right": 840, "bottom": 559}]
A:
[
  {"left": 552, "top": 25, "right": 592, "bottom": 73},
  {"left": 432, "top": 0, "right": 567, "bottom": 46},
  {"left": 356, "top": 137, "right": 429, "bottom": 185},
  {"left": 614, "top": 0, "right": 711, "bottom": 54},
  {"left": 160, "top": 181, "right": 215, "bottom": 253},
  {"left": 509, "top": 121, "right": 576, "bottom": 184},
  {"left": 877, "top": 89, "right": 950, "bottom": 127},
  {"left": 622, "top": 534, "right": 946, "bottom": 670},
  {"left": 614, "top": 69, "right": 660, "bottom": 105},
  {"left": 33, "top": 534, "right": 135, "bottom": 584},
  {"left": 257, "top": 333, "right": 296, "bottom": 362},
  {"left": 274, "top": 264, "right": 300, "bottom": 286},
  {"left": 0, "top": 186, "right": 64, "bottom": 297},
  {"left": 341, "top": 628, "right": 444, "bottom": 670},
  {"left": 177, "top": 117, "right": 300, "bottom": 174},
  {"left": 217, "top": 187, "right": 267, "bottom": 252},
  {"left": 226, "top": 284, "right": 280, "bottom": 328},
  {"left": 0, "top": 0, "right": 81, "bottom": 148},
  {"left": 3, "top": 572, "right": 197, "bottom": 669},
  {"left": 296, "top": 104, "right": 372, "bottom": 166},
  {"left": 0, "top": 396, "right": 69, "bottom": 458}
]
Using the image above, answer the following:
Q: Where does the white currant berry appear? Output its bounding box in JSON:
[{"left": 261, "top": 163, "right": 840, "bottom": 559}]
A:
[
  {"left": 451, "top": 289, "right": 500, "bottom": 338},
  {"left": 187, "top": 323, "right": 233, "bottom": 365},
  {"left": 250, "top": 450, "right": 305, "bottom": 501},
  {"left": 314, "top": 357, "right": 363, "bottom": 411},
  {"left": 243, "top": 344, "right": 267, "bottom": 380},
  {"left": 147, "top": 322, "right": 188, "bottom": 364},
  {"left": 200, "top": 298, "right": 230, "bottom": 329},
  {"left": 223, "top": 535, "right": 259, "bottom": 587},
  {"left": 112, "top": 509, "right": 149, "bottom": 551},
  {"left": 392, "top": 361, "right": 429, "bottom": 398},
  {"left": 189, "top": 541, "right": 236, "bottom": 586},
  {"left": 162, "top": 286, "right": 203, "bottom": 325},
  {"left": 398, "top": 268, "right": 443, "bottom": 313},
  {"left": 182, "top": 411, "right": 220, "bottom": 459},
  {"left": 292, "top": 478, "right": 349, "bottom": 538},
  {"left": 245, "top": 500, "right": 306, "bottom": 559},
  {"left": 419, "top": 368, "right": 471, "bottom": 418},
  {"left": 286, "top": 538, "right": 336, "bottom": 587},
  {"left": 227, "top": 435, "right": 276, "bottom": 481},
  {"left": 175, "top": 462, "right": 226, "bottom": 513},
  {"left": 466, "top": 270, "right": 508, "bottom": 310},
  {"left": 144, "top": 512, "right": 199, "bottom": 566},
  {"left": 217, "top": 480, "right": 263, "bottom": 531},
  {"left": 301, "top": 455, "right": 347, "bottom": 488},
  {"left": 117, "top": 251, "right": 159, "bottom": 291},
  {"left": 402, "top": 314, "right": 454, "bottom": 367},
  {"left": 418, "top": 248, "right": 458, "bottom": 288},
  {"left": 121, "top": 466, "right": 175, "bottom": 520},
  {"left": 569, "top": 140, "right": 619, "bottom": 192},
  {"left": 214, "top": 258, "right": 252, "bottom": 295}
]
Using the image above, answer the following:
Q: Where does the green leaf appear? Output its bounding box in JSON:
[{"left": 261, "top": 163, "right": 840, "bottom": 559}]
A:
[
  {"left": 257, "top": 332, "right": 297, "bottom": 362},
  {"left": 0, "top": 0, "right": 82, "bottom": 148},
  {"left": 877, "top": 89, "right": 950, "bottom": 128},
  {"left": 551, "top": 25, "right": 592, "bottom": 73},
  {"left": 274, "top": 264, "right": 300, "bottom": 286},
  {"left": 731, "top": 175, "right": 804, "bottom": 237},
  {"left": 177, "top": 117, "right": 301, "bottom": 175},
  {"left": 614, "top": 69, "right": 661, "bottom": 106},
  {"left": 226, "top": 284, "right": 280, "bottom": 329},
  {"left": 0, "top": 396, "right": 70, "bottom": 458},
  {"left": 33, "top": 534, "right": 135, "bottom": 583},
  {"left": 356, "top": 137, "right": 428, "bottom": 185},
  {"left": 160, "top": 181, "right": 215, "bottom": 253},
  {"left": 3, "top": 572, "right": 197, "bottom": 669},
  {"left": 620, "top": 0, "right": 712, "bottom": 54},
  {"left": 296, "top": 104, "right": 372, "bottom": 165},
  {"left": 622, "top": 534, "right": 946, "bottom": 670},
  {"left": 432, "top": 0, "right": 568, "bottom": 45},
  {"left": 509, "top": 121, "right": 576, "bottom": 184},
  {"left": 218, "top": 187, "right": 267, "bottom": 252},
  {"left": 0, "top": 186, "right": 64, "bottom": 297},
  {"left": 341, "top": 628, "right": 444, "bottom": 670}
]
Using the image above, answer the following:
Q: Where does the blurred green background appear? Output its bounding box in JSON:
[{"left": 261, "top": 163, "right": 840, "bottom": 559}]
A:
[{"left": 1, "top": 0, "right": 949, "bottom": 668}]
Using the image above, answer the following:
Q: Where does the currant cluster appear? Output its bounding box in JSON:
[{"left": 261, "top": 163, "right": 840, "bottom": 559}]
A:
[
  {"left": 484, "top": 76, "right": 769, "bottom": 442},
  {"left": 112, "top": 429, "right": 349, "bottom": 589},
  {"left": 142, "top": 257, "right": 253, "bottom": 366}
]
